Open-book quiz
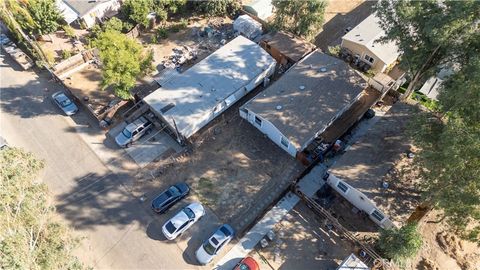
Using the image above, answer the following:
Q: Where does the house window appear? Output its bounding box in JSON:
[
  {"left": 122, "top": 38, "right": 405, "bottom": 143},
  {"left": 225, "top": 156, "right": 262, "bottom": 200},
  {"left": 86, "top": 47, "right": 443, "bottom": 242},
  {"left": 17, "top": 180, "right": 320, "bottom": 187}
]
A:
[
  {"left": 280, "top": 137, "right": 289, "bottom": 148},
  {"left": 364, "top": 54, "right": 375, "bottom": 64},
  {"left": 254, "top": 115, "right": 262, "bottom": 126},
  {"left": 371, "top": 209, "right": 385, "bottom": 222},
  {"left": 337, "top": 181, "right": 349, "bottom": 193}
]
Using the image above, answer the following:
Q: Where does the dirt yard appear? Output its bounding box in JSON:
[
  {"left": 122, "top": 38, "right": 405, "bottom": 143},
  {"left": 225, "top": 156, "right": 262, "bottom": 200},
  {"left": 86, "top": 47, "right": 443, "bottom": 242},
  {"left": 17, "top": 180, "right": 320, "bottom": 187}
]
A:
[
  {"left": 252, "top": 202, "right": 354, "bottom": 270},
  {"left": 131, "top": 85, "right": 304, "bottom": 234},
  {"left": 137, "top": 16, "right": 234, "bottom": 73},
  {"left": 407, "top": 211, "right": 480, "bottom": 270},
  {"left": 39, "top": 28, "right": 89, "bottom": 63},
  {"left": 315, "top": 0, "right": 375, "bottom": 51}
]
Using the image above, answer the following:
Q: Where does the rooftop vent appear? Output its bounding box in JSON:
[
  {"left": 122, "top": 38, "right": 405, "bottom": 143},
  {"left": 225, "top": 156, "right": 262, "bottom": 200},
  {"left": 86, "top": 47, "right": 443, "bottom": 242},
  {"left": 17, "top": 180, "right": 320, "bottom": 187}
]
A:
[
  {"left": 160, "top": 103, "right": 175, "bottom": 113},
  {"left": 299, "top": 85, "right": 305, "bottom": 90},
  {"left": 276, "top": 105, "right": 282, "bottom": 110}
]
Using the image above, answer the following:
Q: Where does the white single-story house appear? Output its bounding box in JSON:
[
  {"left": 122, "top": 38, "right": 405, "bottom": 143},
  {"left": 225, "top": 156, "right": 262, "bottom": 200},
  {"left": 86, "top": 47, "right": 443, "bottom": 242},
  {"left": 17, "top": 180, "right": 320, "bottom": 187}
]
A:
[
  {"left": 240, "top": 51, "right": 369, "bottom": 158},
  {"left": 143, "top": 36, "right": 276, "bottom": 144},
  {"left": 341, "top": 14, "right": 400, "bottom": 73},
  {"left": 57, "top": 0, "right": 122, "bottom": 28},
  {"left": 327, "top": 102, "right": 420, "bottom": 229}
]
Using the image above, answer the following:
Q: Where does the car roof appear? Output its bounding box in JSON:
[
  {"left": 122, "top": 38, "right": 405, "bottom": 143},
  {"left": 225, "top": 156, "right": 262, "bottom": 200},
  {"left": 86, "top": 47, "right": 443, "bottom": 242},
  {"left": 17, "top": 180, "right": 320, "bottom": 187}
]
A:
[
  {"left": 54, "top": 92, "right": 68, "bottom": 101},
  {"left": 125, "top": 116, "right": 150, "bottom": 132},
  {"left": 169, "top": 210, "right": 190, "bottom": 228},
  {"left": 209, "top": 225, "right": 232, "bottom": 247}
]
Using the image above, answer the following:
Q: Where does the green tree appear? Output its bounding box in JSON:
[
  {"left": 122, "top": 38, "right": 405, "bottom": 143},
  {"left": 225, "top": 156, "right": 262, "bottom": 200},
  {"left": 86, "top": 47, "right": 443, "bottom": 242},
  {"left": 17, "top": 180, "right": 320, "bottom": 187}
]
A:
[
  {"left": 272, "top": 0, "right": 327, "bottom": 40},
  {"left": 27, "top": 0, "right": 61, "bottom": 35},
  {"left": 194, "top": 0, "right": 241, "bottom": 17},
  {"left": 409, "top": 55, "right": 480, "bottom": 243},
  {"left": 92, "top": 30, "right": 154, "bottom": 100},
  {"left": 120, "top": 0, "right": 153, "bottom": 27},
  {"left": 153, "top": 0, "right": 187, "bottom": 21},
  {"left": 375, "top": 0, "right": 480, "bottom": 100},
  {"left": 0, "top": 147, "right": 85, "bottom": 270},
  {"left": 377, "top": 223, "right": 422, "bottom": 265}
]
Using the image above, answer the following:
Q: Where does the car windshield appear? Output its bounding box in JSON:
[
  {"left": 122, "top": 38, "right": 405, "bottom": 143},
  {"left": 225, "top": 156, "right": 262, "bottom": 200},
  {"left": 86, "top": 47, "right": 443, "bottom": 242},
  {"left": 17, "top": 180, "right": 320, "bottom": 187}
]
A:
[
  {"left": 122, "top": 128, "right": 132, "bottom": 138},
  {"left": 203, "top": 241, "right": 216, "bottom": 256},
  {"left": 165, "top": 221, "right": 176, "bottom": 234},
  {"left": 169, "top": 186, "right": 181, "bottom": 195},
  {"left": 60, "top": 98, "right": 72, "bottom": 107},
  {"left": 220, "top": 226, "right": 231, "bottom": 236},
  {"left": 183, "top": 207, "right": 195, "bottom": 219}
]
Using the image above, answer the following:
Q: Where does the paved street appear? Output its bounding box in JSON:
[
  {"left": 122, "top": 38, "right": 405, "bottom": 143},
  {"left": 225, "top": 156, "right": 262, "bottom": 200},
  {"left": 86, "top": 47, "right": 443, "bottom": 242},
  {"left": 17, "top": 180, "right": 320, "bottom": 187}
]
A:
[{"left": 0, "top": 53, "right": 210, "bottom": 269}]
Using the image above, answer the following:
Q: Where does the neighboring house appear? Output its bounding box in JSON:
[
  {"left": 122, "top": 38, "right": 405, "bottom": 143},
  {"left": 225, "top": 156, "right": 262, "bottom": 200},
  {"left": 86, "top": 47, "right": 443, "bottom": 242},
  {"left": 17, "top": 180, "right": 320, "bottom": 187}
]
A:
[
  {"left": 240, "top": 51, "right": 380, "bottom": 159},
  {"left": 57, "top": 0, "right": 122, "bottom": 28},
  {"left": 337, "top": 254, "right": 369, "bottom": 270},
  {"left": 341, "top": 14, "right": 400, "bottom": 73},
  {"left": 418, "top": 68, "right": 454, "bottom": 100},
  {"left": 326, "top": 102, "right": 421, "bottom": 229},
  {"left": 143, "top": 36, "right": 276, "bottom": 144},
  {"left": 242, "top": 0, "right": 273, "bottom": 21},
  {"left": 260, "top": 31, "right": 316, "bottom": 65}
]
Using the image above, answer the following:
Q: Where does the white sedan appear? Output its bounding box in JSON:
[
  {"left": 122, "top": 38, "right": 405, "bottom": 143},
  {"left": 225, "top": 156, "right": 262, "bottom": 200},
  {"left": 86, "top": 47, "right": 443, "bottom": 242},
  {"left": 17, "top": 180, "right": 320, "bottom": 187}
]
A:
[{"left": 162, "top": 202, "right": 205, "bottom": 240}]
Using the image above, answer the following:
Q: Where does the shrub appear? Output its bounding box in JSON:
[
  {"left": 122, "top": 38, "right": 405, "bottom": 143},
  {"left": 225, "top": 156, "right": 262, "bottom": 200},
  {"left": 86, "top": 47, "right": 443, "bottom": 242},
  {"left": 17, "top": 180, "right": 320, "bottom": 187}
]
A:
[
  {"left": 377, "top": 223, "right": 422, "bottom": 266},
  {"left": 62, "top": 25, "right": 76, "bottom": 38},
  {"left": 327, "top": 45, "right": 341, "bottom": 57},
  {"left": 44, "top": 49, "right": 56, "bottom": 65},
  {"left": 156, "top": 27, "right": 168, "bottom": 39},
  {"left": 61, "top": 49, "right": 72, "bottom": 59}
]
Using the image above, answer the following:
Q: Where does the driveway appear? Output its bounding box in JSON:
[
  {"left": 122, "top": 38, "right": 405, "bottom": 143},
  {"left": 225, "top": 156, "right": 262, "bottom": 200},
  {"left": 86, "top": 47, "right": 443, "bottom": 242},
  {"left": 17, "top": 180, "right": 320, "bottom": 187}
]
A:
[{"left": 0, "top": 52, "right": 216, "bottom": 269}]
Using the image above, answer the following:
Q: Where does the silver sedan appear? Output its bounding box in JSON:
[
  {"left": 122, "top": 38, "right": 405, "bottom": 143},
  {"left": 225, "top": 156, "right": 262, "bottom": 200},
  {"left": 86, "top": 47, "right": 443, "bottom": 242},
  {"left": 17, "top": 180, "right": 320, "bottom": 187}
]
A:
[
  {"left": 52, "top": 91, "right": 78, "bottom": 116},
  {"left": 162, "top": 202, "right": 205, "bottom": 240}
]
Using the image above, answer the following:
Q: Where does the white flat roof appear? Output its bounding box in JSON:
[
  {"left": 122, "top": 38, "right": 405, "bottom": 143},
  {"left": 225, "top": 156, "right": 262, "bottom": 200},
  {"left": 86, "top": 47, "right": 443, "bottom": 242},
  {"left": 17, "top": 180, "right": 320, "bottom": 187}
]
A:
[
  {"left": 342, "top": 14, "right": 400, "bottom": 65},
  {"left": 143, "top": 36, "right": 275, "bottom": 138},
  {"left": 337, "top": 254, "right": 369, "bottom": 270}
]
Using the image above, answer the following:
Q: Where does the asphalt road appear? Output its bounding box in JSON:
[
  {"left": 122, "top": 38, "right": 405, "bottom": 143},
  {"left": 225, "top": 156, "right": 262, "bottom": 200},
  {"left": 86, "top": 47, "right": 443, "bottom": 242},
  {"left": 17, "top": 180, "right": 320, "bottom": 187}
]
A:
[{"left": 0, "top": 53, "right": 213, "bottom": 269}]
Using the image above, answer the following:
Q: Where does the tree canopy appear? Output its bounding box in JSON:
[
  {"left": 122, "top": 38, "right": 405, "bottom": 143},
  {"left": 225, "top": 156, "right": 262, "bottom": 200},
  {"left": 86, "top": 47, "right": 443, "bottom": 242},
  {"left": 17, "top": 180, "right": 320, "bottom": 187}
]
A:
[
  {"left": 272, "top": 0, "right": 327, "bottom": 40},
  {"left": 2, "top": 0, "right": 61, "bottom": 36},
  {"left": 0, "top": 147, "right": 85, "bottom": 270},
  {"left": 377, "top": 223, "right": 422, "bottom": 265},
  {"left": 120, "top": 0, "right": 153, "bottom": 28},
  {"left": 120, "top": 0, "right": 186, "bottom": 27},
  {"left": 92, "top": 29, "right": 153, "bottom": 100},
  {"left": 193, "top": 0, "right": 241, "bottom": 17},
  {"left": 376, "top": 0, "right": 480, "bottom": 99},
  {"left": 409, "top": 55, "right": 480, "bottom": 243}
]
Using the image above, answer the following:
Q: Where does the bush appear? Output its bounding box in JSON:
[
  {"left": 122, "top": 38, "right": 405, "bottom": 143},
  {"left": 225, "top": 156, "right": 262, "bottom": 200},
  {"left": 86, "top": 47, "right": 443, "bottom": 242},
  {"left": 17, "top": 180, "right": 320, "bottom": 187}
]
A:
[
  {"left": 103, "top": 17, "right": 125, "bottom": 32},
  {"left": 327, "top": 45, "right": 341, "bottom": 57},
  {"left": 194, "top": 0, "right": 240, "bottom": 17},
  {"left": 61, "top": 49, "right": 72, "bottom": 59},
  {"left": 156, "top": 27, "right": 168, "bottom": 39},
  {"left": 377, "top": 223, "right": 422, "bottom": 266},
  {"left": 44, "top": 49, "right": 56, "bottom": 65},
  {"left": 62, "top": 25, "right": 76, "bottom": 38}
]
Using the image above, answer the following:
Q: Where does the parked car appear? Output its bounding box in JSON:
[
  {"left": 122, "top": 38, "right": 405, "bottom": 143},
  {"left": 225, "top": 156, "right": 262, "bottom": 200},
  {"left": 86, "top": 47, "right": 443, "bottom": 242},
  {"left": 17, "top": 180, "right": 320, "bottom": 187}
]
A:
[
  {"left": 115, "top": 116, "right": 152, "bottom": 148},
  {"left": 151, "top": 183, "right": 190, "bottom": 213},
  {"left": 162, "top": 202, "right": 205, "bottom": 240},
  {"left": 234, "top": 257, "right": 260, "bottom": 270},
  {"left": 52, "top": 91, "right": 78, "bottom": 116},
  {"left": 196, "top": 224, "right": 235, "bottom": 265}
]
